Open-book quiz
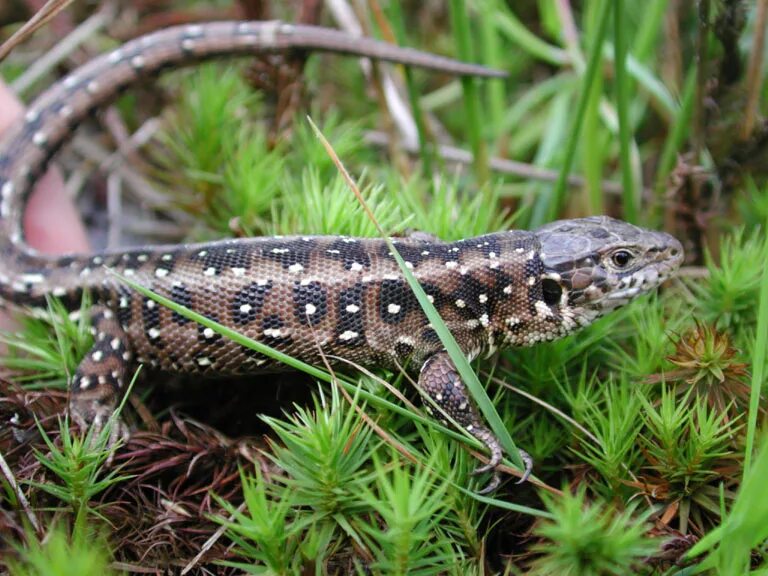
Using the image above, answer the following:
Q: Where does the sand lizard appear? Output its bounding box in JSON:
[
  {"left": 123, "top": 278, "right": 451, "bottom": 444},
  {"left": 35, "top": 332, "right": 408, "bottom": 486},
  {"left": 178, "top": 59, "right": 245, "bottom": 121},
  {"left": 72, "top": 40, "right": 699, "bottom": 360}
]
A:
[{"left": 0, "top": 20, "right": 684, "bottom": 491}]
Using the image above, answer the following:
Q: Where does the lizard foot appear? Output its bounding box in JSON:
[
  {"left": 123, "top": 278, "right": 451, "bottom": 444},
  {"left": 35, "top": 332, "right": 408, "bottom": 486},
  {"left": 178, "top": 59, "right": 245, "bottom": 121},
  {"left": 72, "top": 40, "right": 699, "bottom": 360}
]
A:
[
  {"left": 69, "top": 305, "right": 132, "bottom": 455},
  {"left": 418, "top": 351, "right": 533, "bottom": 494},
  {"left": 471, "top": 437, "right": 533, "bottom": 494},
  {"left": 70, "top": 394, "right": 129, "bottom": 458}
]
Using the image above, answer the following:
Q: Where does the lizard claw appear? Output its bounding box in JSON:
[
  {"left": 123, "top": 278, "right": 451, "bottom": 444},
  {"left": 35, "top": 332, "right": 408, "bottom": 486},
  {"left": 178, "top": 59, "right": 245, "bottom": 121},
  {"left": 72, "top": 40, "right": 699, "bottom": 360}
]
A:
[
  {"left": 515, "top": 449, "right": 534, "bottom": 484},
  {"left": 70, "top": 399, "right": 128, "bottom": 462},
  {"left": 471, "top": 435, "right": 503, "bottom": 476},
  {"left": 470, "top": 430, "right": 503, "bottom": 494},
  {"left": 476, "top": 470, "right": 502, "bottom": 495},
  {"left": 472, "top": 446, "right": 533, "bottom": 494}
]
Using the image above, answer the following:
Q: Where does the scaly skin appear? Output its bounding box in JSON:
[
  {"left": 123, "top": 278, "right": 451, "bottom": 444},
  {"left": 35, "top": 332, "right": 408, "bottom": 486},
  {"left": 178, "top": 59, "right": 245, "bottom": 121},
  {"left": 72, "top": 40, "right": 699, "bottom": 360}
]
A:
[{"left": 0, "top": 21, "right": 683, "bottom": 492}]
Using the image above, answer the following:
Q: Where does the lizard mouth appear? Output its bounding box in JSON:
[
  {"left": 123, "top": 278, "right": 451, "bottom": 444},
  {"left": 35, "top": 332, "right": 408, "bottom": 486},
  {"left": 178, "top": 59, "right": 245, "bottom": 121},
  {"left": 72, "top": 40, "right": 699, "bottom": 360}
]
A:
[
  {"left": 601, "top": 253, "right": 680, "bottom": 306},
  {"left": 605, "top": 287, "right": 643, "bottom": 301}
]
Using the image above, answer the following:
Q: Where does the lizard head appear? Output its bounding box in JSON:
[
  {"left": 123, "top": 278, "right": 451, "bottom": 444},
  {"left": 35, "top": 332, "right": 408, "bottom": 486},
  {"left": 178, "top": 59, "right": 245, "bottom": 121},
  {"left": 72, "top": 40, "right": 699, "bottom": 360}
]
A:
[{"left": 534, "top": 216, "right": 683, "bottom": 323}]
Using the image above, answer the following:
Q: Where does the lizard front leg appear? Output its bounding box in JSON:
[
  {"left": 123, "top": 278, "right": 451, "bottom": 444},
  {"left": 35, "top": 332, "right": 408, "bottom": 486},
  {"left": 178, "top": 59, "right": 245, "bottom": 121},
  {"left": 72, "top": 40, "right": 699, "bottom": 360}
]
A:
[
  {"left": 418, "top": 351, "right": 532, "bottom": 493},
  {"left": 70, "top": 306, "right": 131, "bottom": 441}
]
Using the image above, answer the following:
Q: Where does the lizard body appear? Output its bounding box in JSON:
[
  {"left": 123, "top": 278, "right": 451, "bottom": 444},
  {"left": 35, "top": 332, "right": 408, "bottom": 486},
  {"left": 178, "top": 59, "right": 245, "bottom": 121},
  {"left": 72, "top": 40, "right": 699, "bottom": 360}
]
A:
[{"left": 0, "top": 20, "right": 683, "bottom": 491}]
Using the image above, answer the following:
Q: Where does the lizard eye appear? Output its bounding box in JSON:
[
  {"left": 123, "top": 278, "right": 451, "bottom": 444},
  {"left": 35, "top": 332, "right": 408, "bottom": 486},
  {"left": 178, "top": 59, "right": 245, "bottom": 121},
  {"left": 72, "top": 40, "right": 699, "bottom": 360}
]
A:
[
  {"left": 610, "top": 249, "right": 634, "bottom": 269},
  {"left": 541, "top": 279, "right": 562, "bottom": 306}
]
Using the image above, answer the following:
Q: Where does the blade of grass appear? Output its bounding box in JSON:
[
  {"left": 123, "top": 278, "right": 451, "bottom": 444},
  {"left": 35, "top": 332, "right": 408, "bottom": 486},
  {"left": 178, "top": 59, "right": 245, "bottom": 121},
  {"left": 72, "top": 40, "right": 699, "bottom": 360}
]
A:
[
  {"left": 477, "top": 1, "right": 507, "bottom": 151},
  {"left": 583, "top": 9, "right": 606, "bottom": 216},
  {"left": 542, "top": 0, "right": 612, "bottom": 225},
  {"left": 653, "top": 67, "right": 696, "bottom": 222},
  {"left": 448, "top": 0, "right": 489, "bottom": 185},
  {"left": 623, "top": 53, "right": 677, "bottom": 119},
  {"left": 306, "top": 116, "right": 526, "bottom": 475},
  {"left": 633, "top": 0, "right": 670, "bottom": 61},
  {"left": 114, "top": 269, "right": 549, "bottom": 514},
  {"left": 473, "top": 0, "right": 569, "bottom": 66},
  {"left": 691, "top": 0, "right": 711, "bottom": 160},
  {"left": 686, "top": 434, "right": 768, "bottom": 571},
  {"left": 584, "top": 115, "right": 606, "bottom": 214},
  {"left": 382, "top": 3, "right": 436, "bottom": 177},
  {"left": 744, "top": 213, "right": 768, "bottom": 474},
  {"left": 740, "top": 0, "right": 768, "bottom": 139},
  {"left": 614, "top": 0, "right": 639, "bottom": 223},
  {"left": 531, "top": 90, "right": 573, "bottom": 226}
]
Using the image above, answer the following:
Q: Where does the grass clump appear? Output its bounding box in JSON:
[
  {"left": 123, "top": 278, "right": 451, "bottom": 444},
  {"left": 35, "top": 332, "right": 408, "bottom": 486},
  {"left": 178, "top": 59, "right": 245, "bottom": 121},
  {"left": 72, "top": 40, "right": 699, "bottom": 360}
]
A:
[
  {"left": 217, "top": 385, "right": 472, "bottom": 574},
  {"left": 8, "top": 525, "right": 115, "bottom": 576},
  {"left": 215, "top": 466, "right": 306, "bottom": 575},
  {"left": 636, "top": 387, "right": 738, "bottom": 532},
  {"left": 0, "top": 295, "right": 94, "bottom": 390},
  {"left": 572, "top": 377, "right": 645, "bottom": 495},
  {"left": 693, "top": 229, "right": 765, "bottom": 342},
  {"left": 531, "top": 486, "right": 656, "bottom": 576},
  {"left": 261, "top": 385, "right": 374, "bottom": 522},
  {"left": 358, "top": 451, "right": 459, "bottom": 575},
  {"left": 28, "top": 417, "right": 130, "bottom": 530}
]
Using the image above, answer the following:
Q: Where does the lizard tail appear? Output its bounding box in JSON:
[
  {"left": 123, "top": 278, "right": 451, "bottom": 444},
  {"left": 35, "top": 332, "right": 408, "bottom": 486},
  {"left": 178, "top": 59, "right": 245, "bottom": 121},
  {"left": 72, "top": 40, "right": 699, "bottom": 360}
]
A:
[{"left": 0, "top": 20, "right": 504, "bottom": 305}]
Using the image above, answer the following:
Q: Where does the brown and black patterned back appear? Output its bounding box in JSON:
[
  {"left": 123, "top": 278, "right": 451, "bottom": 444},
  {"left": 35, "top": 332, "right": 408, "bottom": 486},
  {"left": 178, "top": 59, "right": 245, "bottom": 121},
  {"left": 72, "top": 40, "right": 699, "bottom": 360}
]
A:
[{"left": 31, "top": 230, "right": 547, "bottom": 375}]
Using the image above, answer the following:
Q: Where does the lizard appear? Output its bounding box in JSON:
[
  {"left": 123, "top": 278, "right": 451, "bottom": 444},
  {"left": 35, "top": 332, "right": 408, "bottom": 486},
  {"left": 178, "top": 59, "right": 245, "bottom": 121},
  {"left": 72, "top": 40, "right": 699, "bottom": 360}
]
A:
[{"left": 0, "top": 20, "right": 684, "bottom": 492}]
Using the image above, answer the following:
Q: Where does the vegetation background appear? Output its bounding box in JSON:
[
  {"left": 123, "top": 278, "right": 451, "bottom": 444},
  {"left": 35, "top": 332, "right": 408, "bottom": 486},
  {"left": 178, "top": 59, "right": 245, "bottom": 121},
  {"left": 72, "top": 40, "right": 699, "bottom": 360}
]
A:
[{"left": 0, "top": 0, "right": 766, "bottom": 574}]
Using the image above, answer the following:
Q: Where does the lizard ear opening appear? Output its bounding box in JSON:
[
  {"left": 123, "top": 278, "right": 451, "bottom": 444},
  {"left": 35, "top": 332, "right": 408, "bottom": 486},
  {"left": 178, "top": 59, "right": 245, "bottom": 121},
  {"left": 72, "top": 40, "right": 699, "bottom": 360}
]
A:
[{"left": 541, "top": 278, "right": 562, "bottom": 306}]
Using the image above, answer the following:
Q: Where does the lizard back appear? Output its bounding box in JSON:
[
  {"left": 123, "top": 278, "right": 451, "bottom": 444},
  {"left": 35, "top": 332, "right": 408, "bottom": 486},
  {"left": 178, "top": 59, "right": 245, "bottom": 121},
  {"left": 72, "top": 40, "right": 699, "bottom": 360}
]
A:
[{"left": 3, "top": 231, "right": 554, "bottom": 374}]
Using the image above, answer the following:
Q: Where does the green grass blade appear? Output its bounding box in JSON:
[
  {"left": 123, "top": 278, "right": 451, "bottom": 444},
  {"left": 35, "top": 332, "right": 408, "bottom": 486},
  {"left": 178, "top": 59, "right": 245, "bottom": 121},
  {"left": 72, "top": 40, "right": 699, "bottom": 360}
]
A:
[
  {"left": 116, "top": 267, "right": 529, "bottom": 486},
  {"left": 306, "top": 118, "right": 526, "bottom": 476},
  {"left": 687, "top": 435, "right": 768, "bottom": 571},
  {"left": 473, "top": 0, "right": 569, "bottom": 66},
  {"left": 579, "top": 0, "right": 609, "bottom": 218},
  {"left": 624, "top": 52, "right": 676, "bottom": 118},
  {"left": 653, "top": 67, "right": 697, "bottom": 221},
  {"left": 632, "top": 0, "right": 670, "bottom": 62},
  {"left": 613, "top": 0, "right": 639, "bottom": 223},
  {"left": 448, "top": 0, "right": 489, "bottom": 185},
  {"left": 386, "top": 237, "right": 525, "bottom": 473},
  {"left": 542, "top": 0, "right": 612, "bottom": 225},
  {"left": 744, "top": 215, "right": 768, "bottom": 474},
  {"left": 477, "top": 1, "right": 507, "bottom": 150},
  {"left": 584, "top": 45, "right": 606, "bottom": 215},
  {"left": 497, "top": 73, "right": 572, "bottom": 138},
  {"left": 453, "top": 483, "right": 554, "bottom": 518},
  {"left": 385, "top": 3, "right": 435, "bottom": 177}
]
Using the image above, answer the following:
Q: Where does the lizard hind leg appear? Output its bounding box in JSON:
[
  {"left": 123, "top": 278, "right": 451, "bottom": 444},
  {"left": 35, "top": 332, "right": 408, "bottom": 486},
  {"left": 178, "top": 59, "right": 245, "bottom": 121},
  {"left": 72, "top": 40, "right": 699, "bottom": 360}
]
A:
[
  {"left": 417, "top": 351, "right": 532, "bottom": 494},
  {"left": 70, "top": 306, "right": 132, "bottom": 443}
]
